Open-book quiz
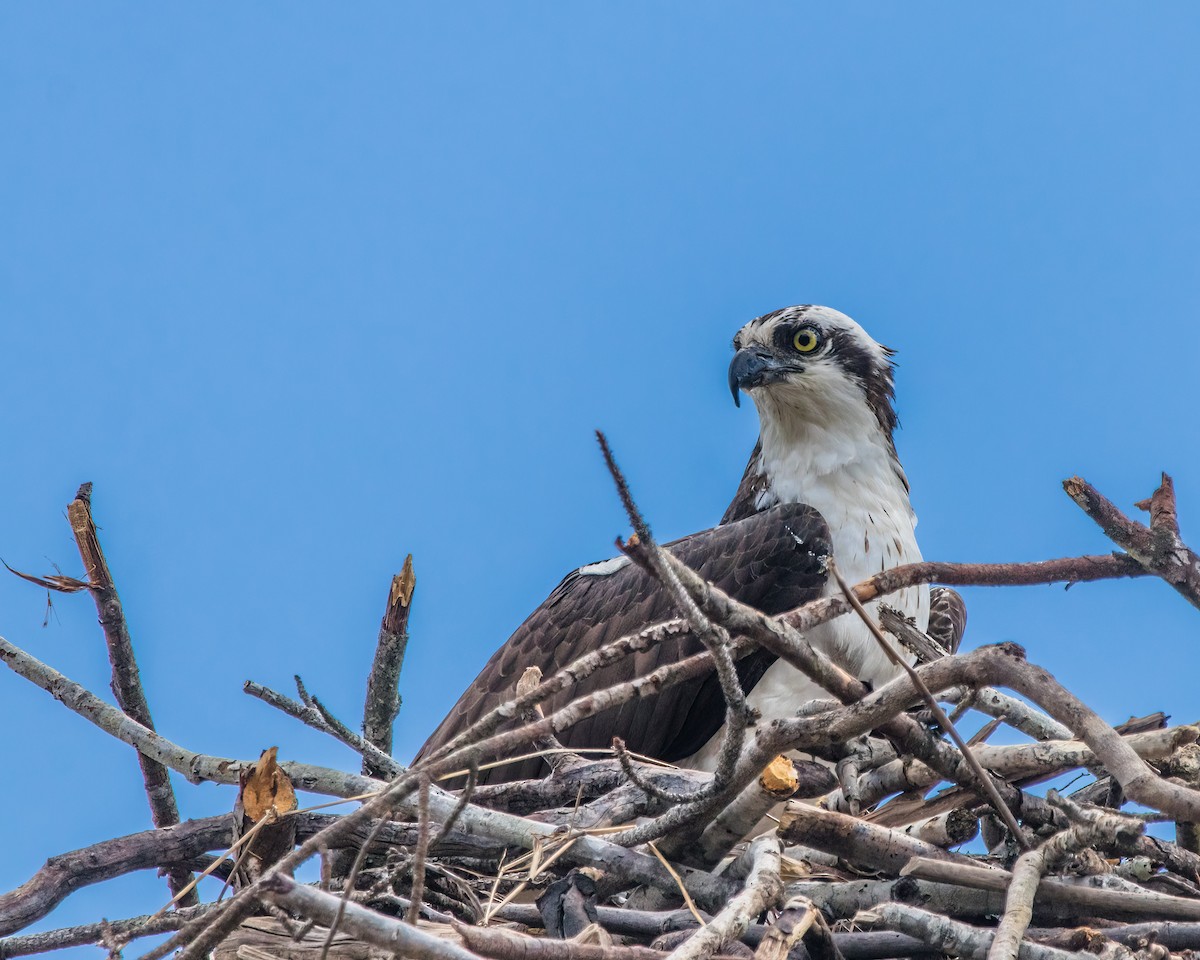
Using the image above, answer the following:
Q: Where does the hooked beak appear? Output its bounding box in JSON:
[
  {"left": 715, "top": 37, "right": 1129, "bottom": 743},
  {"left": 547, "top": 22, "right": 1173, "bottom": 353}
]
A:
[{"left": 728, "top": 349, "right": 792, "bottom": 407}]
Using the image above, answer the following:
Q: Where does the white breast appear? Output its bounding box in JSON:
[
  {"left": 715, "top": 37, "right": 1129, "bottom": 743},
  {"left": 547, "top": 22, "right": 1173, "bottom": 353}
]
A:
[{"left": 684, "top": 399, "right": 927, "bottom": 771}]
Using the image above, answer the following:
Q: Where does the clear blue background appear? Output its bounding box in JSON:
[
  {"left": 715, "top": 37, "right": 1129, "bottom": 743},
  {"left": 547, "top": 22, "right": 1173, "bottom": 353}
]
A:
[{"left": 2, "top": 3, "right": 1198, "bottom": 950}]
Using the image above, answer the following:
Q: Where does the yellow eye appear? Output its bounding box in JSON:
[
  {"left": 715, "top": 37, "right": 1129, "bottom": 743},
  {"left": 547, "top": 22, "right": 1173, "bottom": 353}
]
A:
[{"left": 792, "top": 327, "right": 820, "bottom": 353}]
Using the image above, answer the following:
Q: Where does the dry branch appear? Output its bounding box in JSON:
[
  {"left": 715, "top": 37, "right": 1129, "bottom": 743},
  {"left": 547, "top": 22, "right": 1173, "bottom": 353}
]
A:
[
  {"left": 785, "top": 876, "right": 1007, "bottom": 922},
  {"left": 899, "top": 809, "right": 979, "bottom": 848},
  {"left": 459, "top": 923, "right": 674, "bottom": 960},
  {"left": 877, "top": 606, "right": 949, "bottom": 664},
  {"left": 0, "top": 903, "right": 223, "bottom": 959},
  {"left": 411, "top": 547, "right": 1160, "bottom": 860},
  {"left": 66, "top": 483, "right": 194, "bottom": 902},
  {"left": 902, "top": 855, "right": 1200, "bottom": 921},
  {"left": 244, "top": 678, "right": 402, "bottom": 778},
  {"left": 827, "top": 724, "right": 1198, "bottom": 820},
  {"left": 471, "top": 758, "right": 833, "bottom": 820},
  {"left": 667, "top": 835, "right": 783, "bottom": 960},
  {"left": 0, "top": 635, "right": 382, "bottom": 798},
  {"left": 864, "top": 903, "right": 1079, "bottom": 960},
  {"left": 494, "top": 903, "right": 940, "bottom": 959},
  {"left": 684, "top": 757, "right": 804, "bottom": 867},
  {"left": 362, "top": 555, "right": 416, "bottom": 777},
  {"left": 988, "top": 848, "right": 1048, "bottom": 960},
  {"left": 0, "top": 809, "right": 514, "bottom": 943},
  {"left": 14, "top": 620, "right": 1200, "bottom": 939},
  {"left": 938, "top": 685, "right": 1073, "bottom": 743},
  {"left": 605, "top": 550, "right": 1007, "bottom": 846},
  {"left": 1065, "top": 473, "right": 1200, "bottom": 609},
  {"left": 744, "top": 644, "right": 1200, "bottom": 826},
  {"left": 0, "top": 815, "right": 232, "bottom": 937},
  {"left": 428, "top": 547, "right": 1148, "bottom": 780},
  {"left": 779, "top": 803, "right": 969, "bottom": 874},
  {"left": 752, "top": 897, "right": 815, "bottom": 960},
  {"left": 258, "top": 874, "right": 477, "bottom": 960}
]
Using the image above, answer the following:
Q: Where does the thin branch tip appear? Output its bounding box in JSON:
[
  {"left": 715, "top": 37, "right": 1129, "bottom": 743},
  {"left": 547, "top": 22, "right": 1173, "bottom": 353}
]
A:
[{"left": 595, "top": 430, "right": 652, "bottom": 542}]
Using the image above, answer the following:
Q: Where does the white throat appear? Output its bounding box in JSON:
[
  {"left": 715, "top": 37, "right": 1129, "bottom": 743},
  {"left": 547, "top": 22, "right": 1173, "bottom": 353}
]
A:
[
  {"left": 751, "top": 383, "right": 916, "bottom": 585},
  {"left": 684, "top": 382, "right": 929, "bottom": 773}
]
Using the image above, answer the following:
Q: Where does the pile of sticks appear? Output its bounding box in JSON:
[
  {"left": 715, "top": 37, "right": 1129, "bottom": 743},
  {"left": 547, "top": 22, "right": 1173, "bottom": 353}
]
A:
[{"left": 2, "top": 460, "right": 1200, "bottom": 960}]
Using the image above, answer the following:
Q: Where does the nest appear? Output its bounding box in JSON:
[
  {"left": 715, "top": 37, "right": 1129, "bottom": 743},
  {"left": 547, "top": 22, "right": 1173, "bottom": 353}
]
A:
[{"left": 2, "top": 472, "right": 1199, "bottom": 960}]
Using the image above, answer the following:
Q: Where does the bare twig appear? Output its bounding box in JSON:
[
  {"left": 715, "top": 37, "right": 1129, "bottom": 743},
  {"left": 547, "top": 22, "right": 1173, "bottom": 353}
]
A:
[
  {"left": 0, "top": 807, "right": 519, "bottom": 943},
  {"left": 16, "top": 458, "right": 1200, "bottom": 960},
  {"left": 779, "top": 802, "right": 969, "bottom": 874},
  {"left": 9, "top": 487, "right": 1200, "bottom": 960},
  {"left": 878, "top": 606, "right": 949, "bottom": 664},
  {"left": 667, "top": 835, "right": 782, "bottom": 960},
  {"left": 406, "top": 775, "right": 433, "bottom": 925},
  {"left": 362, "top": 555, "right": 416, "bottom": 777},
  {"left": 0, "top": 815, "right": 232, "bottom": 937},
  {"left": 988, "top": 848, "right": 1046, "bottom": 960},
  {"left": 864, "top": 902, "right": 1079, "bottom": 960},
  {"left": 752, "top": 896, "right": 815, "bottom": 960},
  {"left": 646, "top": 842, "right": 707, "bottom": 927},
  {"left": 611, "top": 737, "right": 697, "bottom": 805},
  {"left": 1064, "top": 473, "right": 1200, "bottom": 609},
  {"left": 0, "top": 636, "right": 384, "bottom": 798},
  {"left": 495, "top": 901, "right": 975, "bottom": 957},
  {"left": 0, "top": 635, "right": 741, "bottom": 956},
  {"left": 66, "top": 483, "right": 194, "bottom": 903},
  {"left": 988, "top": 800, "right": 1145, "bottom": 960},
  {"left": 687, "top": 757, "right": 801, "bottom": 867},
  {"left": 902, "top": 855, "right": 1200, "bottom": 921},
  {"left": 424, "top": 618, "right": 693, "bottom": 764},
  {"left": 259, "top": 873, "right": 478, "bottom": 960},
  {"left": 601, "top": 431, "right": 755, "bottom": 805},
  {"left": 900, "top": 810, "right": 980, "bottom": 849},
  {"left": 244, "top": 679, "right": 402, "bottom": 778},
  {"left": 1, "top": 629, "right": 738, "bottom": 914},
  {"left": 432, "top": 760, "right": 477, "bottom": 849},
  {"left": 0, "top": 902, "right": 223, "bottom": 959},
  {"left": 318, "top": 811, "right": 393, "bottom": 960},
  {"left": 938, "top": 686, "right": 1073, "bottom": 742},
  {"left": 1162, "top": 744, "right": 1200, "bottom": 859},
  {"left": 732, "top": 645, "right": 1200, "bottom": 828},
  {"left": 619, "top": 550, "right": 1019, "bottom": 847},
  {"left": 515, "top": 667, "right": 578, "bottom": 771},
  {"left": 826, "top": 725, "right": 1196, "bottom": 823},
  {"left": 426, "top": 548, "right": 1149, "bottom": 776}
]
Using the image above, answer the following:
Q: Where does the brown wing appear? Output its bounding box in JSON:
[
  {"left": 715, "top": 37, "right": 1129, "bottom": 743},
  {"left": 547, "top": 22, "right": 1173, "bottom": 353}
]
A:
[
  {"left": 720, "top": 441, "right": 768, "bottom": 524},
  {"left": 414, "top": 502, "right": 831, "bottom": 783},
  {"left": 928, "top": 587, "right": 967, "bottom": 655}
]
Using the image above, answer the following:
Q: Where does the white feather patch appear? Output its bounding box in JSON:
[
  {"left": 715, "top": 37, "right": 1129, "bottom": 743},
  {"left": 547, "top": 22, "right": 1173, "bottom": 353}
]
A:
[{"left": 576, "top": 556, "right": 631, "bottom": 577}]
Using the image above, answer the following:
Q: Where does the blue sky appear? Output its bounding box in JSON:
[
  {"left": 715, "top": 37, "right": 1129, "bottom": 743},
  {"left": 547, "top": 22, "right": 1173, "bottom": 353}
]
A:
[{"left": 2, "top": 3, "right": 1199, "bottom": 946}]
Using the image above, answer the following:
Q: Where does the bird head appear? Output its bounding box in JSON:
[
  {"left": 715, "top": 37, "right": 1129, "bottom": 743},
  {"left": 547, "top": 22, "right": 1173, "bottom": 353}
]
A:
[{"left": 728, "top": 305, "right": 898, "bottom": 437}]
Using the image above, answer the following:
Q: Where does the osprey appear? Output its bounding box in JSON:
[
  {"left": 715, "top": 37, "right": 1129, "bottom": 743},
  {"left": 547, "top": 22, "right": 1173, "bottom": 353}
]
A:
[{"left": 416, "top": 305, "right": 964, "bottom": 782}]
